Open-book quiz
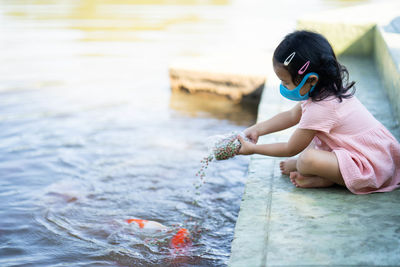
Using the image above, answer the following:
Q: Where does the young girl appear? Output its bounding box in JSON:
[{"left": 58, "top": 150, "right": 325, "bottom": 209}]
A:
[{"left": 238, "top": 30, "right": 400, "bottom": 194}]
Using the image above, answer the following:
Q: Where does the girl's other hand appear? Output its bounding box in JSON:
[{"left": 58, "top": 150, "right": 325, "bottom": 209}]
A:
[
  {"left": 238, "top": 135, "right": 256, "bottom": 155},
  {"left": 243, "top": 126, "right": 259, "bottom": 144}
]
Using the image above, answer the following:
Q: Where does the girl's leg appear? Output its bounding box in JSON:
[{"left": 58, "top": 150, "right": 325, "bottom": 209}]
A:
[{"left": 290, "top": 148, "right": 345, "bottom": 188}]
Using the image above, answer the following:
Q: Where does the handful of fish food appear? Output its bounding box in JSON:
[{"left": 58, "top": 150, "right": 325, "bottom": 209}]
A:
[
  {"left": 209, "top": 132, "right": 248, "bottom": 161},
  {"left": 196, "top": 132, "right": 248, "bottom": 181}
]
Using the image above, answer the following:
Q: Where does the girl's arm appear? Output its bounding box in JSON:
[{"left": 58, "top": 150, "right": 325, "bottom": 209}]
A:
[
  {"left": 244, "top": 103, "right": 302, "bottom": 143},
  {"left": 238, "top": 128, "right": 316, "bottom": 157}
]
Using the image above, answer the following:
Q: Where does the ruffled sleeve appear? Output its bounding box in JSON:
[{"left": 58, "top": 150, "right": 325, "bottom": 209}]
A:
[{"left": 298, "top": 99, "right": 339, "bottom": 133}]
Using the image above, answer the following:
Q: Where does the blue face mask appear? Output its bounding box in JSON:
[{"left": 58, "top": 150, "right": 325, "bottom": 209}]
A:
[{"left": 280, "top": 72, "right": 319, "bottom": 101}]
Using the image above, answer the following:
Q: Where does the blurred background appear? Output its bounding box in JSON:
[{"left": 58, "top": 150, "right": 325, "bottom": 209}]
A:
[{"left": 0, "top": 0, "right": 393, "bottom": 266}]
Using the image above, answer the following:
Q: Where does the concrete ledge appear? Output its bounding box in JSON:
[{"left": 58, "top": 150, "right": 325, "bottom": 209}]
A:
[
  {"left": 228, "top": 158, "right": 275, "bottom": 266},
  {"left": 297, "top": 21, "right": 375, "bottom": 56},
  {"left": 375, "top": 24, "right": 400, "bottom": 123}
]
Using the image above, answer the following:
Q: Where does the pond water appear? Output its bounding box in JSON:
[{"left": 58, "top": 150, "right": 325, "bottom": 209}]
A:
[{"left": 0, "top": 0, "right": 394, "bottom": 266}]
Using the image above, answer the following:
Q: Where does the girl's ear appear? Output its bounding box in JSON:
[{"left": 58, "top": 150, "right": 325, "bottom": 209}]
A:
[{"left": 307, "top": 75, "right": 319, "bottom": 86}]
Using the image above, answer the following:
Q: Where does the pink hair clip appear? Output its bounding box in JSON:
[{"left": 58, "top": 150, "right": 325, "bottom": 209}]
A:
[
  {"left": 298, "top": 60, "right": 310, "bottom": 74},
  {"left": 283, "top": 52, "right": 295, "bottom": 66}
]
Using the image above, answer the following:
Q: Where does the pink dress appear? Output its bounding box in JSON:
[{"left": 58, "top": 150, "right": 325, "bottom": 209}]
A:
[{"left": 298, "top": 96, "right": 400, "bottom": 194}]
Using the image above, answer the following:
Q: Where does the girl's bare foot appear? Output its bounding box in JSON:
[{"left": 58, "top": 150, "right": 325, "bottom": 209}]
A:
[
  {"left": 279, "top": 158, "right": 297, "bottom": 175},
  {"left": 289, "top": 171, "right": 335, "bottom": 188}
]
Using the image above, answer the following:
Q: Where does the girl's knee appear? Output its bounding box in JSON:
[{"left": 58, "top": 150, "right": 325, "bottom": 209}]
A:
[{"left": 297, "top": 149, "right": 317, "bottom": 173}]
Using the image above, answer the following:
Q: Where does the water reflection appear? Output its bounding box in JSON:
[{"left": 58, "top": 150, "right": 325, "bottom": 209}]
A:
[
  {"left": 170, "top": 91, "right": 258, "bottom": 126},
  {"left": 0, "top": 0, "right": 229, "bottom": 44}
]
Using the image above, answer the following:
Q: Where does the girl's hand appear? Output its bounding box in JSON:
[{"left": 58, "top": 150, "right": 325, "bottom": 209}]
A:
[
  {"left": 238, "top": 135, "right": 256, "bottom": 155},
  {"left": 243, "top": 126, "right": 259, "bottom": 144}
]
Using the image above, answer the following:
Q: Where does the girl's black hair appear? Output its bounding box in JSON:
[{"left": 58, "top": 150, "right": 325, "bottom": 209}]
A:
[{"left": 273, "top": 30, "right": 355, "bottom": 102}]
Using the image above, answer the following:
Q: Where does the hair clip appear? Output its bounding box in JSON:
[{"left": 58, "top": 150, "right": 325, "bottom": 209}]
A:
[
  {"left": 298, "top": 60, "right": 310, "bottom": 74},
  {"left": 283, "top": 52, "right": 295, "bottom": 66}
]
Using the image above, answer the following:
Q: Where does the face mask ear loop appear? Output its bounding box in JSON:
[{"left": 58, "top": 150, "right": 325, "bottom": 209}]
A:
[{"left": 296, "top": 72, "right": 312, "bottom": 91}]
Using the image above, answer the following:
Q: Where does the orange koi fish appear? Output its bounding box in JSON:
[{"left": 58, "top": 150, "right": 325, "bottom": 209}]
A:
[
  {"left": 125, "top": 218, "right": 167, "bottom": 230},
  {"left": 125, "top": 218, "right": 191, "bottom": 250},
  {"left": 170, "top": 228, "right": 191, "bottom": 250}
]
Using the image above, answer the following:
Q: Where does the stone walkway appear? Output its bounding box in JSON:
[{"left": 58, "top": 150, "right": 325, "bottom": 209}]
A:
[{"left": 229, "top": 56, "right": 400, "bottom": 266}]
